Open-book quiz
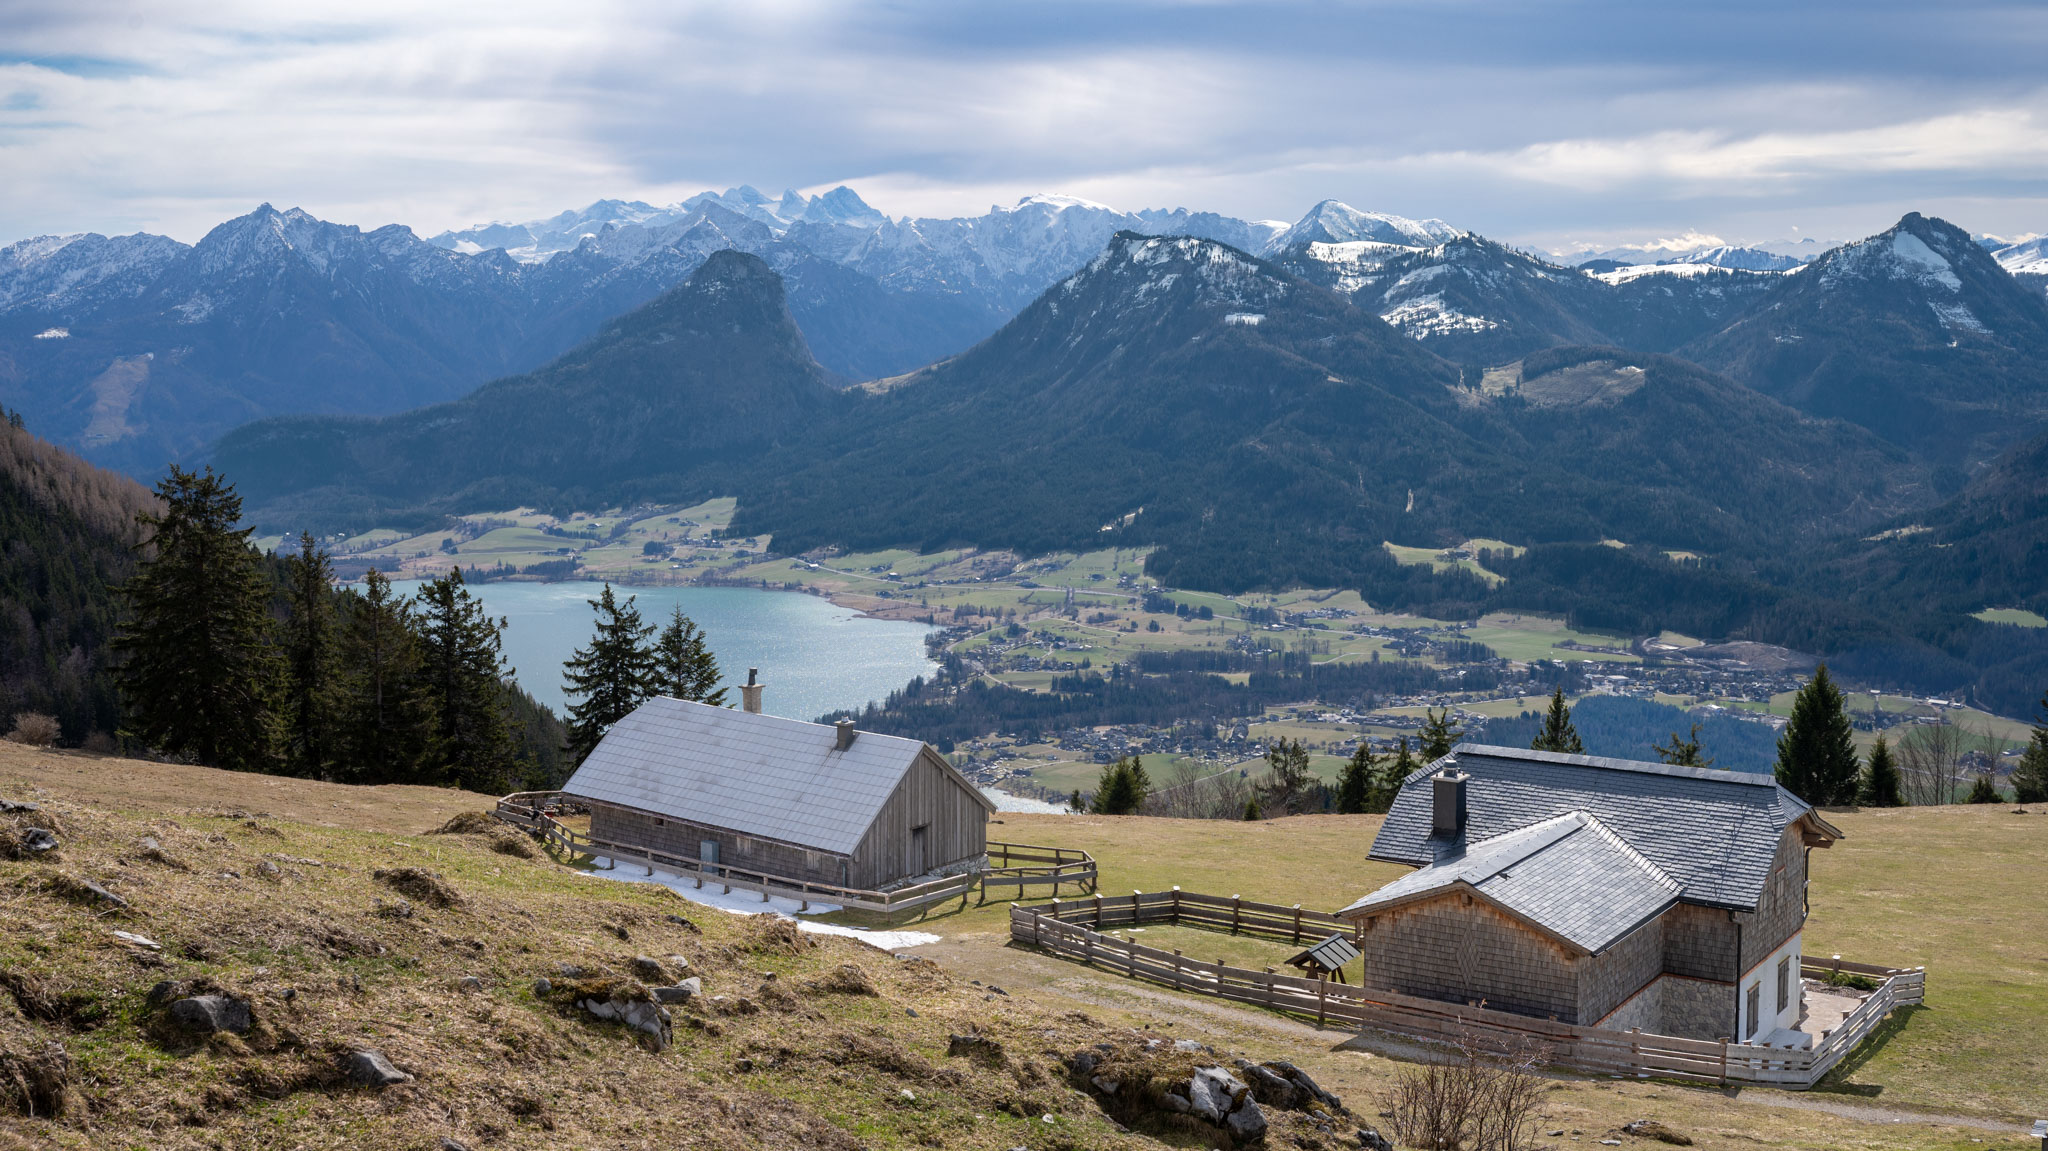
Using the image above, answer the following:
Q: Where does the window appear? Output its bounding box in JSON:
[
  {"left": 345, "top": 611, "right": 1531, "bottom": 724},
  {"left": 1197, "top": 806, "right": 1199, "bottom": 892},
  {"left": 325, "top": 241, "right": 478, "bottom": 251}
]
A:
[
  {"left": 1745, "top": 983, "right": 1761, "bottom": 1038},
  {"left": 1777, "top": 956, "right": 1792, "bottom": 1014}
]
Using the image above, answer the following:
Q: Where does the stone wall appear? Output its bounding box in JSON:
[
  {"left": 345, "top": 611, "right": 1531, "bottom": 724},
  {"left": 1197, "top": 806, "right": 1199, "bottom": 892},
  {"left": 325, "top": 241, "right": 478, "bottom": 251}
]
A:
[
  {"left": 1658, "top": 974, "right": 1736, "bottom": 1040},
  {"left": 1594, "top": 976, "right": 1662, "bottom": 1032},
  {"left": 1358, "top": 894, "right": 1582, "bottom": 1022}
]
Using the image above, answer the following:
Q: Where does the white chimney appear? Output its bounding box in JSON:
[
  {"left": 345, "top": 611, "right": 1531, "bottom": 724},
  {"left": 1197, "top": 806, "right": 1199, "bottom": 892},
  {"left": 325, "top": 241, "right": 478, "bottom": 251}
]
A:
[{"left": 740, "top": 667, "right": 763, "bottom": 715}]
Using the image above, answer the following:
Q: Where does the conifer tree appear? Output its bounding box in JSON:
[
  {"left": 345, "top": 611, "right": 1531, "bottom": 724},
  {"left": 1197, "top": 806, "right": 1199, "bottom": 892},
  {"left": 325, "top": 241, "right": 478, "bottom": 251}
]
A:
[
  {"left": 1261, "top": 738, "right": 1314, "bottom": 814},
  {"left": 413, "top": 568, "right": 517, "bottom": 793},
  {"left": 1337, "top": 740, "right": 1378, "bottom": 814},
  {"left": 1858, "top": 733, "right": 1904, "bottom": 807},
  {"left": 562, "top": 584, "right": 655, "bottom": 765},
  {"left": 114, "top": 467, "right": 277, "bottom": 771},
  {"left": 1090, "top": 755, "right": 1151, "bottom": 815},
  {"left": 334, "top": 568, "right": 429, "bottom": 784},
  {"left": 1653, "top": 723, "right": 1713, "bottom": 768},
  {"left": 1375, "top": 736, "right": 1417, "bottom": 813},
  {"left": 1418, "top": 708, "right": 1462, "bottom": 761},
  {"left": 1531, "top": 688, "right": 1583, "bottom": 754},
  {"left": 1774, "top": 664, "right": 1860, "bottom": 806},
  {"left": 280, "top": 532, "right": 339, "bottom": 778},
  {"left": 650, "top": 607, "right": 727, "bottom": 705},
  {"left": 1242, "top": 797, "right": 1262, "bottom": 821},
  {"left": 2012, "top": 689, "right": 2048, "bottom": 805},
  {"left": 1966, "top": 775, "right": 2003, "bottom": 804}
]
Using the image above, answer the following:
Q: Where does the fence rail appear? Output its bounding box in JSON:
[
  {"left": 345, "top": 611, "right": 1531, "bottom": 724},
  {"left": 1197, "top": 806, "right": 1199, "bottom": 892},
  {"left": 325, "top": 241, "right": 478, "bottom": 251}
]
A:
[
  {"left": 1011, "top": 896, "right": 1923, "bottom": 1089},
  {"left": 493, "top": 792, "right": 1094, "bottom": 915}
]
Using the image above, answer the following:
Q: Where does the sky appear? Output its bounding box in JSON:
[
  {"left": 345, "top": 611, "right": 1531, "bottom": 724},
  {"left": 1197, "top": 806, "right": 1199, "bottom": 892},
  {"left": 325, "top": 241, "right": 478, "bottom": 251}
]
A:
[{"left": 3, "top": 0, "right": 2046, "bottom": 254}]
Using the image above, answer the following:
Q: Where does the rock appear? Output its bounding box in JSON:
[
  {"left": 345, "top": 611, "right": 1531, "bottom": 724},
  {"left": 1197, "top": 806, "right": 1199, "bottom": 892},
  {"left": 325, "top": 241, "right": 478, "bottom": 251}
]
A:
[
  {"left": 557, "top": 964, "right": 586, "bottom": 978},
  {"left": 346, "top": 1048, "right": 414, "bottom": 1087},
  {"left": 1356, "top": 1126, "right": 1395, "bottom": 1151},
  {"left": 532, "top": 978, "right": 552, "bottom": 996},
  {"left": 666, "top": 953, "right": 691, "bottom": 971},
  {"left": 459, "top": 976, "right": 484, "bottom": 992},
  {"left": 0, "top": 799, "right": 38, "bottom": 814},
  {"left": 905, "top": 1007, "right": 917, "bottom": 1018},
  {"left": 1069, "top": 1050, "right": 1099, "bottom": 1077},
  {"left": 256, "top": 859, "right": 281, "bottom": 878},
  {"left": 1089, "top": 1075, "right": 1120, "bottom": 1096},
  {"left": 18, "top": 828, "right": 58, "bottom": 854},
  {"left": 437, "top": 1139, "right": 472, "bottom": 1151},
  {"left": 1186, "top": 1066, "right": 1245, "bottom": 1124},
  {"left": 1622, "top": 1120, "right": 1694, "bottom": 1145},
  {"left": 1225, "top": 1097, "right": 1269, "bottom": 1141},
  {"left": 652, "top": 977, "right": 701, "bottom": 1004},
  {"left": 666, "top": 914, "right": 701, "bottom": 933},
  {"left": 630, "top": 956, "right": 668, "bottom": 982},
  {"left": 168, "top": 994, "right": 253, "bottom": 1034},
  {"left": 950, "top": 1033, "right": 1001, "bottom": 1058},
  {"left": 1172, "top": 1038, "right": 1209, "bottom": 1053},
  {"left": 1160, "top": 1092, "right": 1193, "bottom": 1114},
  {"left": 1239, "top": 1061, "right": 1301, "bottom": 1109},
  {"left": 579, "top": 996, "right": 672, "bottom": 1050}
]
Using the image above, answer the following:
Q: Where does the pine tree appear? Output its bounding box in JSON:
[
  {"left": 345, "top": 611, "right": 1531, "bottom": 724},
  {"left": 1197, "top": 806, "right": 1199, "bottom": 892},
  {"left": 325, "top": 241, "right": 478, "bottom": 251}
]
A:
[
  {"left": 1774, "top": 664, "right": 1860, "bottom": 806},
  {"left": 2012, "top": 689, "right": 2048, "bottom": 805},
  {"left": 1260, "top": 737, "right": 1314, "bottom": 814},
  {"left": 1418, "top": 708, "right": 1463, "bottom": 761},
  {"left": 1337, "top": 741, "right": 1378, "bottom": 814},
  {"left": 113, "top": 467, "right": 278, "bottom": 771},
  {"left": 562, "top": 584, "right": 655, "bottom": 765},
  {"left": 1966, "top": 775, "right": 2003, "bottom": 804},
  {"left": 280, "top": 532, "right": 339, "bottom": 778},
  {"left": 1068, "top": 789, "right": 1085, "bottom": 813},
  {"left": 1089, "top": 755, "right": 1151, "bottom": 815},
  {"left": 650, "top": 608, "right": 727, "bottom": 705},
  {"left": 413, "top": 568, "right": 517, "bottom": 794},
  {"left": 1653, "top": 723, "right": 1713, "bottom": 768},
  {"left": 1531, "top": 688, "right": 1583, "bottom": 754},
  {"left": 334, "top": 568, "right": 430, "bottom": 785},
  {"left": 1242, "top": 797, "right": 1262, "bottom": 821},
  {"left": 1374, "top": 737, "right": 1417, "bottom": 813},
  {"left": 1858, "top": 734, "right": 1904, "bottom": 807}
]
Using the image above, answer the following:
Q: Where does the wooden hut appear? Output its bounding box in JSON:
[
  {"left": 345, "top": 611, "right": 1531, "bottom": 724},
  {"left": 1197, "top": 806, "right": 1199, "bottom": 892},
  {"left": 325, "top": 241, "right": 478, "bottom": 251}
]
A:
[{"left": 559, "top": 695, "right": 995, "bottom": 892}]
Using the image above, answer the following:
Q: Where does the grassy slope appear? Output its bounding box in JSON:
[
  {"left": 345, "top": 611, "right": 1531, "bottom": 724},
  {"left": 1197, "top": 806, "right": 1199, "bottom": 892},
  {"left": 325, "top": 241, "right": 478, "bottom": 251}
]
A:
[{"left": 0, "top": 746, "right": 2036, "bottom": 1148}]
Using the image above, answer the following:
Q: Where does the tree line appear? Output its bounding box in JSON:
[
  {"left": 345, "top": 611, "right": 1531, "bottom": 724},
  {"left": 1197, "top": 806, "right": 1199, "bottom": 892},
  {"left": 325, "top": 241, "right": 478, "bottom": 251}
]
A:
[{"left": 108, "top": 467, "right": 565, "bottom": 793}]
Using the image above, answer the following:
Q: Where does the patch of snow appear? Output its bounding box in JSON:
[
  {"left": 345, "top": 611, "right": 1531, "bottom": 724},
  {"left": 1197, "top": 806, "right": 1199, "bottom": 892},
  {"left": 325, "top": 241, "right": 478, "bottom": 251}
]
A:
[
  {"left": 173, "top": 294, "right": 214, "bottom": 323},
  {"left": 1928, "top": 301, "right": 1988, "bottom": 333},
  {"left": 1223, "top": 312, "right": 1264, "bottom": 325},
  {"left": 1380, "top": 294, "right": 1499, "bottom": 336},
  {"left": 1992, "top": 235, "right": 2048, "bottom": 276},
  {"left": 582, "top": 861, "right": 942, "bottom": 949},
  {"left": 981, "top": 787, "right": 1071, "bottom": 814},
  {"left": 1888, "top": 231, "right": 1961, "bottom": 289},
  {"left": 1590, "top": 262, "right": 1737, "bottom": 285},
  {"left": 31, "top": 327, "right": 68, "bottom": 339}
]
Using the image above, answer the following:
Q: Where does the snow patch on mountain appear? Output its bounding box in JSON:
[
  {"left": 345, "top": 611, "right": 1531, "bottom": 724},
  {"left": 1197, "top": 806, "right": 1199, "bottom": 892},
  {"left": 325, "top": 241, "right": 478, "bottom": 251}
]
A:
[
  {"left": 1269, "top": 200, "right": 1461, "bottom": 251},
  {"left": 1589, "top": 262, "right": 1745, "bottom": 285},
  {"left": 1380, "top": 293, "right": 1499, "bottom": 337},
  {"left": 1991, "top": 235, "right": 2048, "bottom": 276}
]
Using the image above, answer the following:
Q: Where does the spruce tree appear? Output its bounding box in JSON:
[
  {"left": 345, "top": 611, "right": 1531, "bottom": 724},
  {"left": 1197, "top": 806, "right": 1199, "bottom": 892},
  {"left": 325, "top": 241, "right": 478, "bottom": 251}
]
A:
[
  {"left": 413, "top": 568, "right": 517, "bottom": 794},
  {"left": 114, "top": 466, "right": 278, "bottom": 771},
  {"left": 1858, "top": 734, "right": 1904, "bottom": 807},
  {"left": 650, "top": 608, "right": 727, "bottom": 705},
  {"left": 280, "top": 532, "right": 339, "bottom": 778},
  {"left": 334, "top": 568, "right": 429, "bottom": 785},
  {"left": 1774, "top": 664, "right": 1860, "bottom": 806},
  {"left": 1531, "top": 688, "right": 1583, "bottom": 754},
  {"left": 1242, "top": 797, "right": 1262, "bottom": 821},
  {"left": 1262, "top": 738, "right": 1314, "bottom": 814},
  {"left": 562, "top": 584, "right": 655, "bottom": 765},
  {"left": 1653, "top": 723, "right": 1713, "bottom": 768},
  {"left": 1089, "top": 755, "right": 1151, "bottom": 815},
  {"left": 1374, "top": 736, "right": 1417, "bottom": 813},
  {"left": 2012, "top": 689, "right": 2048, "bottom": 805},
  {"left": 1418, "top": 708, "right": 1462, "bottom": 761},
  {"left": 1337, "top": 741, "right": 1377, "bottom": 814},
  {"left": 1966, "top": 775, "right": 2003, "bottom": 804}
]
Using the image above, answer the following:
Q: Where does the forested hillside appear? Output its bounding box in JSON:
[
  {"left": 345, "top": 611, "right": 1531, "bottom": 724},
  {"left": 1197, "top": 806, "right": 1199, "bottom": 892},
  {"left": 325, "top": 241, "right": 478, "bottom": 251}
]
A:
[{"left": 0, "top": 408, "right": 157, "bottom": 741}]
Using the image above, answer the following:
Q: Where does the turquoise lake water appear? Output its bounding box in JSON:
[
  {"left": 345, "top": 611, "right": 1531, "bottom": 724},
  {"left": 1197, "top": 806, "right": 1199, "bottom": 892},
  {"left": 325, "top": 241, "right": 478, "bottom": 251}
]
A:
[{"left": 387, "top": 581, "right": 937, "bottom": 722}]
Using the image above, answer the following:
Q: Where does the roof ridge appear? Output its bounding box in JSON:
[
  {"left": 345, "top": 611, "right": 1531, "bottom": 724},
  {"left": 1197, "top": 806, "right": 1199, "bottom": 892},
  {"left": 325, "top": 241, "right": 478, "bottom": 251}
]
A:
[
  {"left": 1574, "top": 811, "right": 1680, "bottom": 892},
  {"left": 1451, "top": 742, "right": 1794, "bottom": 791}
]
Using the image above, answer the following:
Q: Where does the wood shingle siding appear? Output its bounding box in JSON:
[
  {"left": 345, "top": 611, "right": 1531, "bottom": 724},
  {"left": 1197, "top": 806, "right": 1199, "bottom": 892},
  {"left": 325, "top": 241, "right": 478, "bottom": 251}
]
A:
[{"left": 848, "top": 748, "right": 991, "bottom": 889}]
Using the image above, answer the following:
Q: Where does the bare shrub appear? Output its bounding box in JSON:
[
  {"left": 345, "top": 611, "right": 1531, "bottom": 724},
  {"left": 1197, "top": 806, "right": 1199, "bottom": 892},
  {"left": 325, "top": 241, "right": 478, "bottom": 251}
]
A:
[
  {"left": 1896, "top": 720, "right": 1965, "bottom": 805},
  {"left": 1385, "top": 1033, "right": 1546, "bottom": 1151},
  {"left": 4, "top": 713, "right": 60, "bottom": 748}
]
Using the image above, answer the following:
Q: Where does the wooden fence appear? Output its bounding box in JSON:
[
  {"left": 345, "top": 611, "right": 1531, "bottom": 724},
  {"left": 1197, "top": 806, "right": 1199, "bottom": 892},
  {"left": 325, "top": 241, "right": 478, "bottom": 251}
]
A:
[
  {"left": 493, "top": 791, "right": 1094, "bottom": 916},
  {"left": 1011, "top": 898, "right": 1923, "bottom": 1089}
]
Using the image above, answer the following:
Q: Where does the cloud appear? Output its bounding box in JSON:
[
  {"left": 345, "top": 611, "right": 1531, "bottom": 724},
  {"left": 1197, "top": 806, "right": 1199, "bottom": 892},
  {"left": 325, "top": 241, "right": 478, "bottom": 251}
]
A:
[{"left": 1, "top": 1, "right": 2045, "bottom": 246}]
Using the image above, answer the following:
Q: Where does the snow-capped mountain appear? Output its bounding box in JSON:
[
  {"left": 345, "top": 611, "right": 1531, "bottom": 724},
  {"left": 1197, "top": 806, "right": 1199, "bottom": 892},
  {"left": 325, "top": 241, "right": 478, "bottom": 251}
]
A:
[
  {"left": 0, "top": 231, "right": 188, "bottom": 312},
  {"left": 1682, "top": 212, "right": 2048, "bottom": 464},
  {"left": 1266, "top": 200, "right": 1461, "bottom": 250},
  {"left": 1989, "top": 234, "right": 2048, "bottom": 276}
]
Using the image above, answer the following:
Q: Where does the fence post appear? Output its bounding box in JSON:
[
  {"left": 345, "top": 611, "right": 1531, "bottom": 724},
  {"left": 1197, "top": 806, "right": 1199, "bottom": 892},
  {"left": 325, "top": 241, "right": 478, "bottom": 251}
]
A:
[
  {"left": 1232, "top": 894, "right": 1241, "bottom": 935},
  {"left": 1133, "top": 890, "right": 1143, "bottom": 927},
  {"left": 1317, "top": 975, "right": 1328, "bottom": 1029},
  {"left": 1293, "top": 903, "right": 1303, "bottom": 944},
  {"left": 1084, "top": 926, "right": 1095, "bottom": 968},
  {"left": 1172, "top": 886, "right": 1182, "bottom": 925},
  {"left": 1719, "top": 1038, "right": 1728, "bottom": 1086},
  {"left": 1265, "top": 967, "right": 1277, "bottom": 1008},
  {"left": 1094, "top": 892, "right": 1103, "bottom": 929},
  {"left": 1173, "top": 950, "right": 1183, "bottom": 991},
  {"left": 1127, "top": 935, "right": 1137, "bottom": 979}
]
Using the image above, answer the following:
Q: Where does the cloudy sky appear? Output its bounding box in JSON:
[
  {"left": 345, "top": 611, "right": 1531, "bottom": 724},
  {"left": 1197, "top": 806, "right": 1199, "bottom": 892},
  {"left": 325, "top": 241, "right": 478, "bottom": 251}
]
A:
[{"left": 3, "top": 0, "right": 2045, "bottom": 253}]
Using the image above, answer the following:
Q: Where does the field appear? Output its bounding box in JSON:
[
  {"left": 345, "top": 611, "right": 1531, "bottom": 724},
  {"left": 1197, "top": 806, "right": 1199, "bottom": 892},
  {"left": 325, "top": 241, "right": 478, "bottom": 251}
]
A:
[{"left": 0, "top": 744, "right": 2039, "bottom": 1148}]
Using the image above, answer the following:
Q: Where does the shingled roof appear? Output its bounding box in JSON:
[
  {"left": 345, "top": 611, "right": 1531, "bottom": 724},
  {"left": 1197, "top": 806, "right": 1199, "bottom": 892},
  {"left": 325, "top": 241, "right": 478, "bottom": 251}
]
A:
[
  {"left": 1368, "top": 743, "right": 1840, "bottom": 913},
  {"left": 560, "top": 697, "right": 993, "bottom": 856},
  {"left": 1340, "top": 811, "right": 1681, "bottom": 954}
]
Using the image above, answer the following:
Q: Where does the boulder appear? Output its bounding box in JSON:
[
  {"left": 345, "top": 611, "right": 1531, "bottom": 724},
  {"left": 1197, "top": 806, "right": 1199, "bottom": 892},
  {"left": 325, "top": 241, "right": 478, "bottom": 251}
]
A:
[
  {"left": 1236, "top": 1058, "right": 1343, "bottom": 1113},
  {"left": 1356, "top": 1127, "right": 1394, "bottom": 1151},
  {"left": 168, "top": 994, "right": 252, "bottom": 1035},
  {"left": 1225, "top": 1097, "right": 1269, "bottom": 1141},
  {"left": 17, "top": 828, "right": 57, "bottom": 854},
  {"left": 652, "top": 976, "right": 700, "bottom": 1004},
  {"left": 1622, "top": 1120, "right": 1693, "bottom": 1146},
  {"left": 346, "top": 1048, "right": 413, "bottom": 1087},
  {"left": 532, "top": 978, "right": 552, "bottom": 996},
  {"left": 629, "top": 956, "right": 669, "bottom": 983},
  {"left": 580, "top": 996, "right": 672, "bottom": 1050}
]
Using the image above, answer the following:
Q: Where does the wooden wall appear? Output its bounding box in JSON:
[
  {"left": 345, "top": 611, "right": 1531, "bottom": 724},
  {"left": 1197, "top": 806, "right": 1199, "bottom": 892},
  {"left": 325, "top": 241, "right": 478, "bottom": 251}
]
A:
[
  {"left": 847, "top": 748, "right": 991, "bottom": 889},
  {"left": 1739, "top": 827, "right": 1808, "bottom": 971},
  {"left": 1357, "top": 893, "right": 1584, "bottom": 1022},
  {"left": 588, "top": 803, "right": 850, "bottom": 887}
]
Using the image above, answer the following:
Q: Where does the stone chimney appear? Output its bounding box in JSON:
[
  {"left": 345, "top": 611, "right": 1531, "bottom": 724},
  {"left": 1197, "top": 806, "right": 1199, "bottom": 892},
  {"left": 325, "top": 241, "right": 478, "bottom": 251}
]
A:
[
  {"left": 740, "top": 668, "right": 763, "bottom": 715},
  {"left": 1431, "top": 767, "right": 1468, "bottom": 837},
  {"left": 835, "top": 719, "right": 858, "bottom": 752}
]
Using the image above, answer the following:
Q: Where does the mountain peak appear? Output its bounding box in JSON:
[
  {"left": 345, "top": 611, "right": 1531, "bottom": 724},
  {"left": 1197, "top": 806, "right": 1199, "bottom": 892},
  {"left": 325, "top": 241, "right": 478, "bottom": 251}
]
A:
[
  {"left": 1272, "top": 200, "right": 1462, "bottom": 250},
  {"left": 802, "top": 185, "right": 884, "bottom": 226}
]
